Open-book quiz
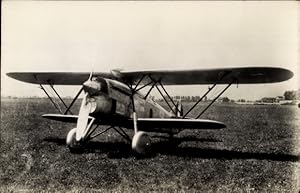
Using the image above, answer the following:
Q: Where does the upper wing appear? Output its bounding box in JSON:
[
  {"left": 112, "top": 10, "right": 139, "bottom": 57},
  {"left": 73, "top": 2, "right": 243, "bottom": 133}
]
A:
[
  {"left": 121, "top": 67, "right": 293, "bottom": 85},
  {"left": 7, "top": 67, "right": 293, "bottom": 85},
  {"left": 6, "top": 72, "right": 114, "bottom": 85}
]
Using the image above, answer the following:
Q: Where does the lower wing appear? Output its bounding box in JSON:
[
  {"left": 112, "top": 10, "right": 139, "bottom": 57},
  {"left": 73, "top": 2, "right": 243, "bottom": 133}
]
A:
[
  {"left": 129, "top": 118, "right": 225, "bottom": 130},
  {"left": 42, "top": 114, "right": 225, "bottom": 132},
  {"left": 42, "top": 114, "right": 94, "bottom": 122}
]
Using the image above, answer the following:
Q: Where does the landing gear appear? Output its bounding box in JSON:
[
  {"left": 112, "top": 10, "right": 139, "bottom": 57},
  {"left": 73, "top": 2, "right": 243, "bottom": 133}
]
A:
[
  {"left": 132, "top": 131, "right": 151, "bottom": 155},
  {"left": 66, "top": 128, "right": 83, "bottom": 153},
  {"left": 131, "top": 111, "right": 151, "bottom": 155}
]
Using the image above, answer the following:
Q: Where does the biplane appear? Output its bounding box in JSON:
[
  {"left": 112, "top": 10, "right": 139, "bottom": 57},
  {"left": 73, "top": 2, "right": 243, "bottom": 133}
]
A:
[{"left": 7, "top": 67, "right": 293, "bottom": 154}]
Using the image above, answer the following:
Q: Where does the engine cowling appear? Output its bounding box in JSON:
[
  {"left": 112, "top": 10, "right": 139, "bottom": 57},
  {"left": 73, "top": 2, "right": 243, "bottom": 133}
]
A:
[
  {"left": 82, "top": 77, "right": 115, "bottom": 115},
  {"left": 88, "top": 95, "right": 114, "bottom": 115}
]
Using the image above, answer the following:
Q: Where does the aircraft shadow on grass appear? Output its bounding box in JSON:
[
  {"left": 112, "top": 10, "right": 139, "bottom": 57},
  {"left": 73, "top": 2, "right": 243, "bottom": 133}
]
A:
[{"left": 43, "top": 137, "right": 300, "bottom": 162}]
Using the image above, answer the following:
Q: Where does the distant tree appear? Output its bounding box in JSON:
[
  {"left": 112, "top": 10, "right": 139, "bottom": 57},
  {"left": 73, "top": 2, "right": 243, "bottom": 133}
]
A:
[
  {"left": 237, "top": 99, "right": 245, "bottom": 102},
  {"left": 191, "top": 96, "right": 195, "bottom": 102},
  {"left": 283, "top": 90, "right": 296, "bottom": 100},
  {"left": 222, "top": 97, "right": 230, "bottom": 103}
]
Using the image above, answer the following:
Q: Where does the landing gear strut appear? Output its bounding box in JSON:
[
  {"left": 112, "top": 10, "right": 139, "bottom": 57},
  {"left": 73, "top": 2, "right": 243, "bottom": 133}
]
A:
[
  {"left": 129, "top": 78, "right": 152, "bottom": 155},
  {"left": 131, "top": 112, "right": 152, "bottom": 155}
]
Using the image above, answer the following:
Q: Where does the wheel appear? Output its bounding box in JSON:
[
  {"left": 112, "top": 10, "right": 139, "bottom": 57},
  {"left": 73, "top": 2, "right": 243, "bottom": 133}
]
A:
[
  {"left": 66, "top": 128, "right": 83, "bottom": 153},
  {"left": 132, "top": 131, "right": 151, "bottom": 155}
]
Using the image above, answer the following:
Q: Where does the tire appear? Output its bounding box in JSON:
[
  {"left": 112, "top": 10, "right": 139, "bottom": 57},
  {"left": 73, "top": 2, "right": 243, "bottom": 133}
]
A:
[
  {"left": 131, "top": 131, "right": 151, "bottom": 155},
  {"left": 66, "top": 128, "right": 83, "bottom": 153}
]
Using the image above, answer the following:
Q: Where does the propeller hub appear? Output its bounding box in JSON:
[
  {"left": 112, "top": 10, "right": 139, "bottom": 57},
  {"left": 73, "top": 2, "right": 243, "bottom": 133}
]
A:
[{"left": 83, "top": 80, "right": 101, "bottom": 96}]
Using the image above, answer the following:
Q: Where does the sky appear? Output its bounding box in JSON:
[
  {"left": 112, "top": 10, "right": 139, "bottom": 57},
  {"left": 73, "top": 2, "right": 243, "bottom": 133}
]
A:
[{"left": 1, "top": 1, "right": 299, "bottom": 100}]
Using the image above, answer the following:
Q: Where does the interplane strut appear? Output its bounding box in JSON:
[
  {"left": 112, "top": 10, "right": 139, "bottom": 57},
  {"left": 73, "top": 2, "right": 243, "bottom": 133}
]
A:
[
  {"left": 182, "top": 71, "right": 231, "bottom": 118},
  {"left": 40, "top": 84, "right": 63, "bottom": 114},
  {"left": 196, "top": 78, "right": 236, "bottom": 118},
  {"left": 128, "top": 71, "right": 236, "bottom": 120},
  {"left": 39, "top": 83, "right": 82, "bottom": 115},
  {"left": 48, "top": 82, "right": 71, "bottom": 114},
  {"left": 64, "top": 87, "right": 84, "bottom": 115}
]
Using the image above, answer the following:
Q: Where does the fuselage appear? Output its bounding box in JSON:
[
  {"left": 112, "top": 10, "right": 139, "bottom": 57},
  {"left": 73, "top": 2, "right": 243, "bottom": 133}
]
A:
[{"left": 85, "top": 77, "right": 174, "bottom": 122}]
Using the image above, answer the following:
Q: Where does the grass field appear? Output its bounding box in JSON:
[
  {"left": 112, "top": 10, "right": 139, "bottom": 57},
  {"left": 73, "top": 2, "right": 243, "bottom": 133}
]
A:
[{"left": 1, "top": 98, "right": 300, "bottom": 192}]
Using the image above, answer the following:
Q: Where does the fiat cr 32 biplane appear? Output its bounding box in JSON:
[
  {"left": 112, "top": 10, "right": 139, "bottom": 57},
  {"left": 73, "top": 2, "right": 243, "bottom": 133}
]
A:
[{"left": 7, "top": 67, "right": 293, "bottom": 154}]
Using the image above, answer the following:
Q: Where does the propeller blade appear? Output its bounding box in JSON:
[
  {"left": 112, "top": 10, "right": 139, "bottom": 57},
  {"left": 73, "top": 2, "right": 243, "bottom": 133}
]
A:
[
  {"left": 88, "top": 71, "right": 93, "bottom": 81},
  {"left": 76, "top": 93, "right": 92, "bottom": 141}
]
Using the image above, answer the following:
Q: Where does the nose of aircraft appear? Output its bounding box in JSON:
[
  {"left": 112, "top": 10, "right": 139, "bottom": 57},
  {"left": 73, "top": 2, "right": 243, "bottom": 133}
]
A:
[{"left": 83, "top": 80, "right": 101, "bottom": 96}]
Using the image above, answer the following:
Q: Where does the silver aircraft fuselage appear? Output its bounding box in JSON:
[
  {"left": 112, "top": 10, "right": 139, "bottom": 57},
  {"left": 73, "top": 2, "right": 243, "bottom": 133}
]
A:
[{"left": 84, "top": 77, "right": 174, "bottom": 122}]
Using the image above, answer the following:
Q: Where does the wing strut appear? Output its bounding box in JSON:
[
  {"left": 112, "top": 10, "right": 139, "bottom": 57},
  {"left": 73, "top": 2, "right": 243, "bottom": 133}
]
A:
[
  {"left": 133, "top": 75, "right": 183, "bottom": 116},
  {"left": 48, "top": 83, "right": 73, "bottom": 114},
  {"left": 126, "top": 72, "right": 236, "bottom": 130},
  {"left": 39, "top": 82, "right": 84, "bottom": 115},
  {"left": 142, "top": 75, "right": 181, "bottom": 116},
  {"left": 196, "top": 78, "right": 236, "bottom": 119},
  {"left": 39, "top": 84, "right": 63, "bottom": 114},
  {"left": 182, "top": 71, "right": 231, "bottom": 118},
  {"left": 64, "top": 87, "right": 84, "bottom": 115},
  {"left": 144, "top": 80, "right": 158, "bottom": 100},
  {"left": 155, "top": 84, "right": 177, "bottom": 115},
  {"left": 157, "top": 81, "right": 182, "bottom": 115},
  {"left": 128, "top": 71, "right": 236, "bottom": 120}
]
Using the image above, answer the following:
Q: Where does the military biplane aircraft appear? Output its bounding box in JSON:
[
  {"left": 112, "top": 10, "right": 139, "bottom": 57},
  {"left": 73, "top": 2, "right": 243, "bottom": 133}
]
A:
[{"left": 7, "top": 67, "right": 293, "bottom": 154}]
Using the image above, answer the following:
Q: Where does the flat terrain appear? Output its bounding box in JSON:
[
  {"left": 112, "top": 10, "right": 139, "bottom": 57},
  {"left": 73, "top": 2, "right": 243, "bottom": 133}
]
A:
[{"left": 1, "top": 98, "right": 300, "bottom": 192}]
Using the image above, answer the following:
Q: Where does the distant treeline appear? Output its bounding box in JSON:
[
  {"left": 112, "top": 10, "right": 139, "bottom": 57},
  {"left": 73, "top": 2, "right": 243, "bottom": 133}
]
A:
[
  {"left": 155, "top": 89, "right": 300, "bottom": 103},
  {"left": 155, "top": 96, "right": 233, "bottom": 103},
  {"left": 283, "top": 90, "right": 299, "bottom": 100},
  {"left": 2, "top": 89, "right": 299, "bottom": 102}
]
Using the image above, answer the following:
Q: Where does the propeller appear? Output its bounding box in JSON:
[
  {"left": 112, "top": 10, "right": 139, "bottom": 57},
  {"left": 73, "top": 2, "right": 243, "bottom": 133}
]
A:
[
  {"left": 75, "top": 71, "right": 93, "bottom": 141},
  {"left": 75, "top": 93, "right": 92, "bottom": 141},
  {"left": 88, "top": 71, "right": 93, "bottom": 81}
]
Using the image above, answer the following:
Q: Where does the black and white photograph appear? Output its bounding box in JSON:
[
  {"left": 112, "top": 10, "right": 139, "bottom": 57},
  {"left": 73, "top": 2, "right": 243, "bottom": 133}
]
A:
[{"left": 1, "top": 1, "right": 299, "bottom": 192}]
